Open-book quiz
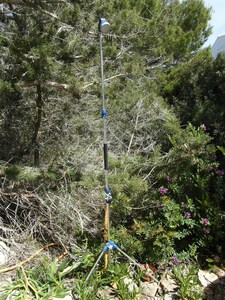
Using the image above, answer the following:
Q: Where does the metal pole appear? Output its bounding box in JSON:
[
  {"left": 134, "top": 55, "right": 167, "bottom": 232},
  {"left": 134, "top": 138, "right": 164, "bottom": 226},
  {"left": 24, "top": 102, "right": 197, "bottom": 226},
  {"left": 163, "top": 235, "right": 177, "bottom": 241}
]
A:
[
  {"left": 99, "top": 19, "right": 111, "bottom": 269},
  {"left": 100, "top": 31, "right": 109, "bottom": 192}
]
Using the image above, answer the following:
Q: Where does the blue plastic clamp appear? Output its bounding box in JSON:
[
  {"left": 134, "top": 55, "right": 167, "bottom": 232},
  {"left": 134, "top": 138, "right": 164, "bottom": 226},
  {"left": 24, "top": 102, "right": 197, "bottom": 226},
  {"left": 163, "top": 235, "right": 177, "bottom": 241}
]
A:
[
  {"left": 105, "top": 187, "right": 110, "bottom": 194},
  {"left": 102, "top": 108, "right": 107, "bottom": 118},
  {"left": 103, "top": 240, "right": 118, "bottom": 252}
]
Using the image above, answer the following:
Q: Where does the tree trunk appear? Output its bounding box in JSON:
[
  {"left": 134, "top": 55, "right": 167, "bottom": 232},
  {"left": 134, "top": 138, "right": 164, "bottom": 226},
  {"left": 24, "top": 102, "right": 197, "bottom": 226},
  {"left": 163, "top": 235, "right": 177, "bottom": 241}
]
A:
[{"left": 32, "top": 83, "right": 43, "bottom": 166}]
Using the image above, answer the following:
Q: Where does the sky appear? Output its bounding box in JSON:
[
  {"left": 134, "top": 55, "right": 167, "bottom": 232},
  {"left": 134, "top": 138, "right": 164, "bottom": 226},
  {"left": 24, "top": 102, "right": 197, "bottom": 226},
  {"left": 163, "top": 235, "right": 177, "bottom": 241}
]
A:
[{"left": 203, "top": 0, "right": 225, "bottom": 47}]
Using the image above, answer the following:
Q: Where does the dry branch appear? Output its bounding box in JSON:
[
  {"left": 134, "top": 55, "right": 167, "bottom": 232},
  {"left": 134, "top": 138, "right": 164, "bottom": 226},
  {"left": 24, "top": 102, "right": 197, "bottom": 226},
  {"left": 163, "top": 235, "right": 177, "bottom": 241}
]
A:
[
  {"left": 18, "top": 81, "right": 69, "bottom": 90},
  {"left": 0, "top": 0, "right": 66, "bottom": 4},
  {"left": 17, "top": 73, "right": 126, "bottom": 92},
  {"left": 0, "top": 242, "right": 64, "bottom": 274}
]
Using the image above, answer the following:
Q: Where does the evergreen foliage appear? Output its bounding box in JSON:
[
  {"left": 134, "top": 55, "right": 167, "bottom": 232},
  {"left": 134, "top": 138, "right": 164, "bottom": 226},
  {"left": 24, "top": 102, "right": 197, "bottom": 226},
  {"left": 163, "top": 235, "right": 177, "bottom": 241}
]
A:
[{"left": 159, "top": 49, "right": 225, "bottom": 146}]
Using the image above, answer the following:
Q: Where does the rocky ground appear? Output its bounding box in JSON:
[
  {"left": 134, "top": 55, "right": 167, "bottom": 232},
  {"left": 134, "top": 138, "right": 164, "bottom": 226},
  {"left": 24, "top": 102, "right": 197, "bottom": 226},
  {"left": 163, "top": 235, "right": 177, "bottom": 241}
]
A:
[
  {"left": 0, "top": 241, "right": 225, "bottom": 299},
  {"left": 97, "top": 269, "right": 225, "bottom": 300}
]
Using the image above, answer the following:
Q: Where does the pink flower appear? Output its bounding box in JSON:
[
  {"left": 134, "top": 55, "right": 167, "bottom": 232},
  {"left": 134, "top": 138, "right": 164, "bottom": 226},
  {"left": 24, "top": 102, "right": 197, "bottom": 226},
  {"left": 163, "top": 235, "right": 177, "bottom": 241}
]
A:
[
  {"left": 203, "top": 227, "right": 210, "bottom": 234},
  {"left": 171, "top": 256, "right": 180, "bottom": 265},
  {"left": 166, "top": 175, "right": 171, "bottom": 182},
  {"left": 216, "top": 170, "right": 224, "bottom": 176},
  {"left": 201, "top": 218, "right": 209, "bottom": 225},
  {"left": 184, "top": 212, "right": 191, "bottom": 218},
  {"left": 200, "top": 124, "right": 207, "bottom": 131},
  {"left": 159, "top": 186, "right": 168, "bottom": 194}
]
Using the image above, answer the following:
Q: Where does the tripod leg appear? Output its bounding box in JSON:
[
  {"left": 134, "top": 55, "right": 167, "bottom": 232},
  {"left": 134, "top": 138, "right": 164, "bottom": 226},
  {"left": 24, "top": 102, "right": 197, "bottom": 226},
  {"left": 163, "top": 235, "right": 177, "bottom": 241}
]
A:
[
  {"left": 116, "top": 247, "right": 158, "bottom": 283},
  {"left": 85, "top": 250, "right": 105, "bottom": 282}
]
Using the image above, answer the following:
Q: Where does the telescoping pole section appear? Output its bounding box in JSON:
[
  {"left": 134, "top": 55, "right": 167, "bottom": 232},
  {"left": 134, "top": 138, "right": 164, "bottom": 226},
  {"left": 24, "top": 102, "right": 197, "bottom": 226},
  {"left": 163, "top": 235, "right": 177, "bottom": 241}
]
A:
[{"left": 99, "top": 18, "right": 111, "bottom": 269}]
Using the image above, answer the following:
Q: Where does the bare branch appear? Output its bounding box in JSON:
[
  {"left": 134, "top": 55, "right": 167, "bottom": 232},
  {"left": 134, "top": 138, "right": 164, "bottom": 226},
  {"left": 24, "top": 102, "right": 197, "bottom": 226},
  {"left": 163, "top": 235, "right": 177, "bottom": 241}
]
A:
[
  {"left": 143, "top": 165, "right": 158, "bottom": 181},
  {"left": 0, "top": 0, "right": 66, "bottom": 4},
  {"left": 18, "top": 81, "right": 69, "bottom": 90},
  {"left": 37, "top": 7, "right": 62, "bottom": 22},
  {"left": 82, "top": 73, "right": 126, "bottom": 90},
  {"left": 127, "top": 100, "right": 143, "bottom": 155}
]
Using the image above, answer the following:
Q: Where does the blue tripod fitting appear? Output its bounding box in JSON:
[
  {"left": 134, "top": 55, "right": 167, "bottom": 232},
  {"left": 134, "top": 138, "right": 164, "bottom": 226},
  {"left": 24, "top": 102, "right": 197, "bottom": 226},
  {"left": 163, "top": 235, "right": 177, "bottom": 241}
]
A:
[
  {"left": 103, "top": 240, "right": 118, "bottom": 252},
  {"left": 86, "top": 239, "right": 159, "bottom": 283}
]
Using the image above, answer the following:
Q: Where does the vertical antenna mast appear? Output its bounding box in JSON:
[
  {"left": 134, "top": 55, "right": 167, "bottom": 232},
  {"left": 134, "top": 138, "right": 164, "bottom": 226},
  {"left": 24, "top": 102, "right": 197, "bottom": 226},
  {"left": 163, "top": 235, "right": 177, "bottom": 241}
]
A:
[
  {"left": 85, "top": 18, "right": 159, "bottom": 284},
  {"left": 98, "top": 18, "right": 111, "bottom": 269}
]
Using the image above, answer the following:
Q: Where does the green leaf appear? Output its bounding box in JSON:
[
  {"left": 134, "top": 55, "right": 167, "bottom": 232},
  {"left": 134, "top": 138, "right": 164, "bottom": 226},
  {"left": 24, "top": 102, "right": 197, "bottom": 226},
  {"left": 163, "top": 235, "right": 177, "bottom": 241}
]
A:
[
  {"left": 217, "top": 146, "right": 225, "bottom": 156},
  {"left": 58, "top": 261, "right": 82, "bottom": 278}
]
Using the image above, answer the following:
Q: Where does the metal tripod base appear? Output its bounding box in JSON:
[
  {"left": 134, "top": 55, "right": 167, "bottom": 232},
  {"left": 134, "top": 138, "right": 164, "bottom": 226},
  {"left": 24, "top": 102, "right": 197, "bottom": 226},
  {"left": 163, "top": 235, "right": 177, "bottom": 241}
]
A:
[{"left": 85, "top": 240, "right": 158, "bottom": 283}]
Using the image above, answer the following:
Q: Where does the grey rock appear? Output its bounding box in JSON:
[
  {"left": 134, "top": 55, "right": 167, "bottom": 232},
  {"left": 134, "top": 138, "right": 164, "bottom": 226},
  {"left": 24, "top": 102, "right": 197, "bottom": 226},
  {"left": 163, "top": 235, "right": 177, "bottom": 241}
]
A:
[
  {"left": 97, "top": 286, "right": 119, "bottom": 300},
  {"left": 0, "top": 241, "right": 11, "bottom": 266},
  {"left": 160, "top": 274, "right": 177, "bottom": 292},
  {"left": 198, "top": 269, "right": 218, "bottom": 287},
  {"left": 140, "top": 281, "right": 159, "bottom": 298}
]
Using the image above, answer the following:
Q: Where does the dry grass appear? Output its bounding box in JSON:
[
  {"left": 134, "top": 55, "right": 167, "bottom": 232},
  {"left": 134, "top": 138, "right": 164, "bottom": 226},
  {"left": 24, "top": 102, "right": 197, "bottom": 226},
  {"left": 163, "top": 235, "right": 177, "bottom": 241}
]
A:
[{"left": 0, "top": 172, "right": 103, "bottom": 255}]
